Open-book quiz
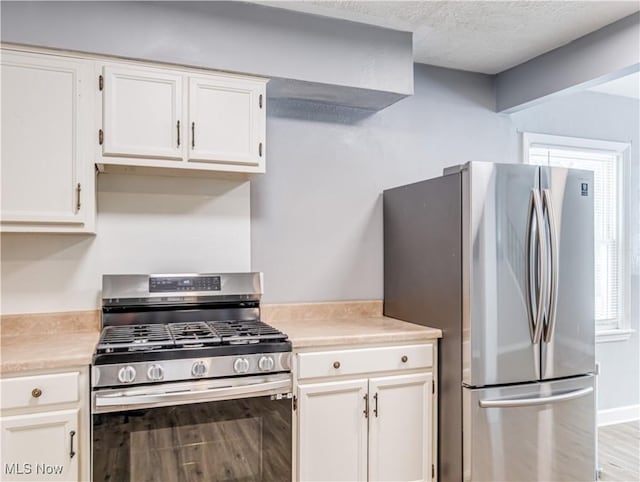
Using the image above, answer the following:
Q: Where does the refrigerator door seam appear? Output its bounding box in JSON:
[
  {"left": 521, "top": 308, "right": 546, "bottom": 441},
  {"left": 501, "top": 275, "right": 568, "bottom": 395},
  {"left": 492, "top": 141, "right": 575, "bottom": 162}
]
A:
[{"left": 542, "top": 188, "right": 559, "bottom": 343}]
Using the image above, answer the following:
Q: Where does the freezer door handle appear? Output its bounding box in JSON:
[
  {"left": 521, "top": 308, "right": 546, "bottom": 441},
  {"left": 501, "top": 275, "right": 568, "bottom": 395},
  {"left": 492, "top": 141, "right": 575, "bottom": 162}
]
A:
[
  {"left": 542, "top": 189, "right": 559, "bottom": 343},
  {"left": 526, "top": 189, "right": 547, "bottom": 344},
  {"left": 478, "top": 386, "right": 593, "bottom": 408}
]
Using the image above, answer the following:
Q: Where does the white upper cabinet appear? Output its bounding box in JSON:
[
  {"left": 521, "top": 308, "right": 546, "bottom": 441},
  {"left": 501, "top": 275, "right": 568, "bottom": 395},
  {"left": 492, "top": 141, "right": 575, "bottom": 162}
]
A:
[
  {"left": 98, "top": 62, "right": 267, "bottom": 175},
  {"left": 188, "top": 75, "right": 264, "bottom": 167},
  {"left": 102, "top": 65, "right": 182, "bottom": 160},
  {"left": 1, "top": 49, "right": 95, "bottom": 233}
]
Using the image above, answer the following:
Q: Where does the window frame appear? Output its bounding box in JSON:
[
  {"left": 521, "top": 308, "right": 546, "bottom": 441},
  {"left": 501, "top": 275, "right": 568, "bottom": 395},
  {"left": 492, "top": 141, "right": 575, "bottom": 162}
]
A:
[{"left": 522, "top": 132, "right": 633, "bottom": 343}]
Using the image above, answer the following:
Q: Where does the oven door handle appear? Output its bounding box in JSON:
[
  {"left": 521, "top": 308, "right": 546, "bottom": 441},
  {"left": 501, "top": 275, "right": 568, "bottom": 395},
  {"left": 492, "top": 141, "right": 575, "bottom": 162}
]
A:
[{"left": 94, "top": 378, "right": 291, "bottom": 411}]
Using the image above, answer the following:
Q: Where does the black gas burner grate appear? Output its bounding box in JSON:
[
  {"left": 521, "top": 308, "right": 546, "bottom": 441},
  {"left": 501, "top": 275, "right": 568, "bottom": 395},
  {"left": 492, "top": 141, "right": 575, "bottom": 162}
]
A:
[
  {"left": 168, "top": 321, "right": 221, "bottom": 347},
  {"left": 97, "top": 324, "right": 174, "bottom": 352},
  {"left": 97, "top": 319, "right": 288, "bottom": 353},
  {"left": 209, "top": 320, "right": 288, "bottom": 345}
]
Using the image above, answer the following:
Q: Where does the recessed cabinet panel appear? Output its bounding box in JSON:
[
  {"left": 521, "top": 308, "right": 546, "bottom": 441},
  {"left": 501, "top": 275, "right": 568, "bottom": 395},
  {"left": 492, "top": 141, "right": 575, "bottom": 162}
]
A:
[
  {"left": 0, "top": 409, "right": 79, "bottom": 481},
  {"left": 103, "top": 66, "right": 182, "bottom": 160},
  {"left": 1, "top": 51, "right": 93, "bottom": 231},
  {"left": 188, "top": 76, "right": 263, "bottom": 166},
  {"left": 369, "top": 373, "right": 432, "bottom": 482},
  {"left": 297, "top": 379, "right": 368, "bottom": 482}
]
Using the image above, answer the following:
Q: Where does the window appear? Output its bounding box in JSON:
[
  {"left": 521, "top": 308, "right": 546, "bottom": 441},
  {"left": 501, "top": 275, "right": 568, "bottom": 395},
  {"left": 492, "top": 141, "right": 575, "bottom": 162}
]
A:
[{"left": 523, "top": 132, "right": 632, "bottom": 342}]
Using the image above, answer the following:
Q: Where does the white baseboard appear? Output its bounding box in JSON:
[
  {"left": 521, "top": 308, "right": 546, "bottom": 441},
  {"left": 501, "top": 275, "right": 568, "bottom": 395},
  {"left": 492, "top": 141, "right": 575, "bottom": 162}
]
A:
[{"left": 598, "top": 404, "right": 640, "bottom": 426}]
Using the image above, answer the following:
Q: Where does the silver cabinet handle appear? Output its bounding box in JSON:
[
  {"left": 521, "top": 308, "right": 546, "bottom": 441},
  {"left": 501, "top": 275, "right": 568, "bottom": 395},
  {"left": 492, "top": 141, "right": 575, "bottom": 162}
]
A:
[
  {"left": 191, "top": 121, "right": 195, "bottom": 148},
  {"left": 542, "top": 189, "right": 558, "bottom": 343},
  {"left": 373, "top": 392, "right": 379, "bottom": 417},
  {"left": 363, "top": 393, "right": 369, "bottom": 418},
  {"left": 479, "top": 386, "right": 593, "bottom": 408}
]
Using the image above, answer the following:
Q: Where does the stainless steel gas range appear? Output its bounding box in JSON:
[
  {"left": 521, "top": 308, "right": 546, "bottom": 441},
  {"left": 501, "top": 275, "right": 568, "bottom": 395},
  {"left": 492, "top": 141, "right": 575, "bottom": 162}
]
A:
[{"left": 91, "top": 272, "right": 293, "bottom": 482}]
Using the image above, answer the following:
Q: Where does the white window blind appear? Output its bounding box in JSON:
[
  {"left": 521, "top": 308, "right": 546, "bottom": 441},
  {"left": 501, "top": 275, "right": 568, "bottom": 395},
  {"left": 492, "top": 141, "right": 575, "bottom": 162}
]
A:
[{"left": 528, "top": 144, "right": 621, "bottom": 330}]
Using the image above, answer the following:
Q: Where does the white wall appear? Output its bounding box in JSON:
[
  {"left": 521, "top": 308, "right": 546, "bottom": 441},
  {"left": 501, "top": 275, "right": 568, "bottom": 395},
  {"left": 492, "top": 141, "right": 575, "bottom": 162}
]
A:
[{"left": 1, "top": 174, "right": 250, "bottom": 314}]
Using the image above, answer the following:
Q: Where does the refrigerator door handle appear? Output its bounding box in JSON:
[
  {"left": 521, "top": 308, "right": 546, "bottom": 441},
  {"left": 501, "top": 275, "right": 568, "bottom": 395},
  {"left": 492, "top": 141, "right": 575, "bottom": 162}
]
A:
[
  {"left": 478, "top": 386, "right": 593, "bottom": 408},
  {"left": 525, "top": 190, "right": 537, "bottom": 343},
  {"left": 526, "top": 189, "right": 547, "bottom": 344},
  {"left": 542, "top": 189, "right": 559, "bottom": 343}
]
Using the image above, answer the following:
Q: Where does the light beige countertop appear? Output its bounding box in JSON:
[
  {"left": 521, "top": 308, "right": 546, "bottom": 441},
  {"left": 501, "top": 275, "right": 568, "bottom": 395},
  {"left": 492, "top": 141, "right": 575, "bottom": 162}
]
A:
[
  {"left": 0, "top": 310, "right": 100, "bottom": 375},
  {"left": 1, "top": 332, "right": 100, "bottom": 375},
  {"left": 0, "top": 302, "right": 441, "bottom": 373},
  {"left": 270, "top": 317, "right": 441, "bottom": 348}
]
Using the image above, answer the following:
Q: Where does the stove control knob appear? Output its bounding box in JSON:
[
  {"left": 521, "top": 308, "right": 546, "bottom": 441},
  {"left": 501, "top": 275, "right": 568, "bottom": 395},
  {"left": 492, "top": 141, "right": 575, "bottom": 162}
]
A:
[
  {"left": 192, "top": 361, "right": 208, "bottom": 378},
  {"left": 258, "top": 356, "right": 275, "bottom": 372},
  {"left": 147, "top": 364, "right": 164, "bottom": 381},
  {"left": 117, "top": 366, "right": 136, "bottom": 384},
  {"left": 233, "top": 357, "right": 250, "bottom": 374}
]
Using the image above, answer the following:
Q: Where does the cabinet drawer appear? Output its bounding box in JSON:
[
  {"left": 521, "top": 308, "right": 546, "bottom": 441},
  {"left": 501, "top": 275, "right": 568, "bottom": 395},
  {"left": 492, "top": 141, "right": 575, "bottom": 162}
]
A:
[
  {"left": 1, "top": 372, "right": 79, "bottom": 410},
  {"left": 297, "top": 344, "right": 432, "bottom": 380}
]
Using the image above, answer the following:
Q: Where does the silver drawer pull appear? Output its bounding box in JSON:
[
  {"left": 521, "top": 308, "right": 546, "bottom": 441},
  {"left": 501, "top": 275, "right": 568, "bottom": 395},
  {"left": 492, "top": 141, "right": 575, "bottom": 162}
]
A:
[{"left": 333, "top": 361, "right": 341, "bottom": 369}]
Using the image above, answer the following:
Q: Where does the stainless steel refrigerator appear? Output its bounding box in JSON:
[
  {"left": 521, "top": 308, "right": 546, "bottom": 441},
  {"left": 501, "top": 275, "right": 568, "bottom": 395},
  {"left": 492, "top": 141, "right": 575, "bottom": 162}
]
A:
[{"left": 383, "top": 161, "right": 596, "bottom": 481}]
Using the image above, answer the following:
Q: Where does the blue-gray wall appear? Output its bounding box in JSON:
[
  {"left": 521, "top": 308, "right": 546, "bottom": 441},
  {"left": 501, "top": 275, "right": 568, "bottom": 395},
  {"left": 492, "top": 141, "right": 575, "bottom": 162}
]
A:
[
  {"left": 0, "top": 1, "right": 412, "bottom": 109},
  {"left": 252, "top": 64, "right": 516, "bottom": 302}
]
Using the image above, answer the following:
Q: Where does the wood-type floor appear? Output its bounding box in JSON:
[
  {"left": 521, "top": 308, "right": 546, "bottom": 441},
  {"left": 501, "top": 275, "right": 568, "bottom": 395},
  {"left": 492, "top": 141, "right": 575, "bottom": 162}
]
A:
[{"left": 599, "top": 421, "right": 640, "bottom": 481}]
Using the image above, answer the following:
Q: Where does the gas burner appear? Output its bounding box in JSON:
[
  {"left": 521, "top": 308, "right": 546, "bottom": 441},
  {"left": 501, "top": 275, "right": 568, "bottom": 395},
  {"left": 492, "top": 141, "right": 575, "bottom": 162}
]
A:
[
  {"left": 210, "top": 320, "right": 289, "bottom": 345},
  {"left": 94, "top": 273, "right": 291, "bottom": 388},
  {"left": 97, "top": 324, "right": 173, "bottom": 353},
  {"left": 168, "top": 321, "right": 221, "bottom": 347}
]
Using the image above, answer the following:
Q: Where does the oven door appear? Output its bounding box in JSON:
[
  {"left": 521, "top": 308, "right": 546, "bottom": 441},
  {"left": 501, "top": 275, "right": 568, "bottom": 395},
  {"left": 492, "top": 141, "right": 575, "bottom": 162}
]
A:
[{"left": 92, "top": 374, "right": 292, "bottom": 482}]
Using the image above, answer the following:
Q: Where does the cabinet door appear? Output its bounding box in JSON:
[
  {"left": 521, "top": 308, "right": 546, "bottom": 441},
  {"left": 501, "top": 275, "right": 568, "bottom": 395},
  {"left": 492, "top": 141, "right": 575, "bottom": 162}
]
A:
[
  {"left": 102, "top": 65, "right": 182, "bottom": 160},
  {"left": 297, "top": 379, "right": 368, "bottom": 481},
  {"left": 1, "top": 50, "right": 93, "bottom": 231},
  {"left": 188, "top": 75, "right": 265, "bottom": 168},
  {"left": 369, "top": 373, "right": 433, "bottom": 482},
  {"left": 1, "top": 409, "right": 79, "bottom": 481}
]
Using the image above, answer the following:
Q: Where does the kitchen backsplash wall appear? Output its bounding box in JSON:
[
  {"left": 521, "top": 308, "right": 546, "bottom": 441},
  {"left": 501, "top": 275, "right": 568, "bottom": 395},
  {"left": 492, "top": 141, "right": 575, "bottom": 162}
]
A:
[{"left": 0, "top": 174, "right": 250, "bottom": 314}]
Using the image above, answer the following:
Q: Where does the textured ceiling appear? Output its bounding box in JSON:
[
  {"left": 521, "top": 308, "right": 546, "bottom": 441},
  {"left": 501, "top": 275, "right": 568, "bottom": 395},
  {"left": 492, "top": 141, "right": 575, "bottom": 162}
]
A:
[{"left": 253, "top": 1, "right": 640, "bottom": 74}]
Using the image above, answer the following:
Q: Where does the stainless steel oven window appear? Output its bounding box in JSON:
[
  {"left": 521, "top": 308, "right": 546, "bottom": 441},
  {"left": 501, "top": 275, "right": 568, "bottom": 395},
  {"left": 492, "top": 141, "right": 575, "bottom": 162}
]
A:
[{"left": 92, "top": 396, "right": 292, "bottom": 481}]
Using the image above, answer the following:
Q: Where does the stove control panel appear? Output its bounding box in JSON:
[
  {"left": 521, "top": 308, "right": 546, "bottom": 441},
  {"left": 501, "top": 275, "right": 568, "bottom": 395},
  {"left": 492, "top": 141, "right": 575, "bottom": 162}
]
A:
[
  {"left": 92, "top": 352, "right": 292, "bottom": 388},
  {"left": 149, "top": 276, "right": 221, "bottom": 293}
]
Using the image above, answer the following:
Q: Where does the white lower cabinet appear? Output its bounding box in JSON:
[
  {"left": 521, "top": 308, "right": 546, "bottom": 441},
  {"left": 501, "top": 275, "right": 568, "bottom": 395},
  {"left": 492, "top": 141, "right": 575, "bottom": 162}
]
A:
[
  {"left": 0, "top": 368, "right": 89, "bottom": 482},
  {"left": 1, "top": 409, "right": 79, "bottom": 481},
  {"left": 298, "top": 379, "right": 369, "bottom": 481},
  {"left": 368, "top": 373, "right": 433, "bottom": 482},
  {"left": 295, "top": 343, "right": 436, "bottom": 482}
]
